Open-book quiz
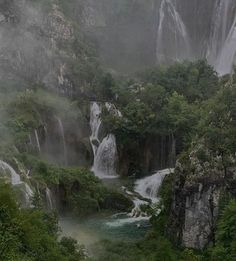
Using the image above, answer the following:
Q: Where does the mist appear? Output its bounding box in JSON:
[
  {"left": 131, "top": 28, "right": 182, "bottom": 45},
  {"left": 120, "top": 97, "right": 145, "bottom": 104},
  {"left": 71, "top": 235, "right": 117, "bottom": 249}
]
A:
[{"left": 0, "top": 1, "right": 236, "bottom": 260}]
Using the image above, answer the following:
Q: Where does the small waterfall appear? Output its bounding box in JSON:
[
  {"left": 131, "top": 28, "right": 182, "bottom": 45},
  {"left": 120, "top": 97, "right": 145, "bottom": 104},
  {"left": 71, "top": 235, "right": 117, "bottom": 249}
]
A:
[
  {"left": 134, "top": 169, "right": 174, "bottom": 203},
  {"left": 90, "top": 102, "right": 118, "bottom": 178},
  {"left": 43, "top": 125, "right": 49, "bottom": 153},
  {"left": 55, "top": 117, "right": 67, "bottom": 165},
  {"left": 89, "top": 102, "right": 102, "bottom": 156},
  {"left": 156, "top": 0, "right": 191, "bottom": 63},
  {"left": 24, "top": 183, "right": 34, "bottom": 206},
  {"left": 34, "top": 129, "right": 41, "bottom": 153},
  {"left": 92, "top": 134, "right": 118, "bottom": 178},
  {"left": 46, "top": 187, "right": 54, "bottom": 210},
  {"left": 127, "top": 169, "right": 174, "bottom": 217},
  {"left": 0, "top": 160, "right": 33, "bottom": 206},
  {"left": 0, "top": 160, "right": 21, "bottom": 185}
]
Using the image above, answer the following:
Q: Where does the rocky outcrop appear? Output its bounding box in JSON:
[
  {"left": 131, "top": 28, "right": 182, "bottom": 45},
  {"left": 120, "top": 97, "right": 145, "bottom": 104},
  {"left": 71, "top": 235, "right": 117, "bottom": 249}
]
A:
[
  {"left": 0, "top": 1, "right": 87, "bottom": 95},
  {"left": 168, "top": 143, "right": 236, "bottom": 250},
  {"left": 182, "top": 185, "right": 221, "bottom": 249}
]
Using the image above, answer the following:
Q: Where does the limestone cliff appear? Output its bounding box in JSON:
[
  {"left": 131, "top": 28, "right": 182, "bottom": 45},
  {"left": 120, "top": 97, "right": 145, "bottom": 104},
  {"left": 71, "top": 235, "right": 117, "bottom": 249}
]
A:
[
  {"left": 168, "top": 143, "right": 236, "bottom": 249},
  {"left": 0, "top": 0, "right": 95, "bottom": 95}
]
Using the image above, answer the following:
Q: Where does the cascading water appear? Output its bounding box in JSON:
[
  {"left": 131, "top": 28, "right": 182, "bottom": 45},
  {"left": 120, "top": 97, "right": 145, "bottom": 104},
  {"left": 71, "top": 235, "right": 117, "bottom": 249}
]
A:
[
  {"left": 207, "top": 0, "right": 236, "bottom": 75},
  {"left": 0, "top": 160, "right": 33, "bottom": 206},
  {"left": 154, "top": 0, "right": 236, "bottom": 74},
  {"left": 34, "top": 129, "right": 41, "bottom": 153},
  {"left": 55, "top": 117, "right": 67, "bottom": 165},
  {"left": 128, "top": 168, "right": 174, "bottom": 218},
  {"left": 46, "top": 187, "right": 54, "bottom": 210},
  {"left": 89, "top": 102, "right": 118, "bottom": 178},
  {"left": 156, "top": 0, "right": 191, "bottom": 64},
  {"left": 134, "top": 168, "right": 174, "bottom": 203},
  {"left": 106, "top": 168, "right": 174, "bottom": 228},
  {"left": 207, "top": 0, "right": 232, "bottom": 64},
  {"left": 89, "top": 102, "right": 102, "bottom": 157},
  {"left": 215, "top": 17, "right": 236, "bottom": 75},
  {"left": 0, "top": 160, "right": 21, "bottom": 185},
  {"left": 92, "top": 134, "right": 117, "bottom": 178}
]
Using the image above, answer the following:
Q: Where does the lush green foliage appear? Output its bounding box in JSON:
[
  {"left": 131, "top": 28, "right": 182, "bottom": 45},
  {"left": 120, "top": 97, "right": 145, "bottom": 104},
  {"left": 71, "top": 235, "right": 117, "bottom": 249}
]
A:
[
  {"left": 139, "top": 60, "right": 219, "bottom": 102},
  {"left": 0, "top": 89, "right": 83, "bottom": 157},
  {"left": 208, "top": 200, "right": 236, "bottom": 260},
  {"left": 0, "top": 182, "right": 85, "bottom": 261},
  {"left": 101, "top": 60, "right": 217, "bottom": 176},
  {"left": 105, "top": 60, "right": 216, "bottom": 140},
  {"left": 16, "top": 154, "right": 131, "bottom": 215},
  {"left": 0, "top": 56, "right": 236, "bottom": 259},
  {"left": 199, "top": 84, "right": 236, "bottom": 157}
]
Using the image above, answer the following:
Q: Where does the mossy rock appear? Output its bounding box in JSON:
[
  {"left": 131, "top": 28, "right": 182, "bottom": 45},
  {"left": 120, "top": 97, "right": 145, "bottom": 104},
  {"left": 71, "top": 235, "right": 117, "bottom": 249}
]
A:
[{"left": 102, "top": 190, "right": 133, "bottom": 212}]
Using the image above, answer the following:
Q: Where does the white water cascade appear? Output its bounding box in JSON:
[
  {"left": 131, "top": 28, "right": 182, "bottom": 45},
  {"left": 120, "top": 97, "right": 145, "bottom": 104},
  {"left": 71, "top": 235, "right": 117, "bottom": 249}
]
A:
[
  {"left": 89, "top": 102, "right": 102, "bottom": 157},
  {"left": 89, "top": 102, "right": 118, "bottom": 178},
  {"left": 0, "top": 160, "right": 21, "bottom": 185},
  {"left": 207, "top": 0, "right": 236, "bottom": 75},
  {"left": 134, "top": 168, "right": 174, "bottom": 203},
  {"left": 34, "top": 129, "right": 41, "bottom": 153},
  {"left": 207, "top": 0, "right": 232, "bottom": 64},
  {"left": 0, "top": 160, "right": 33, "bottom": 206},
  {"left": 46, "top": 187, "right": 54, "bottom": 210},
  {"left": 55, "top": 117, "right": 67, "bottom": 165},
  {"left": 129, "top": 168, "right": 174, "bottom": 217},
  {"left": 92, "top": 134, "right": 117, "bottom": 178},
  {"left": 156, "top": 0, "right": 191, "bottom": 63},
  {"left": 215, "top": 17, "right": 236, "bottom": 75}
]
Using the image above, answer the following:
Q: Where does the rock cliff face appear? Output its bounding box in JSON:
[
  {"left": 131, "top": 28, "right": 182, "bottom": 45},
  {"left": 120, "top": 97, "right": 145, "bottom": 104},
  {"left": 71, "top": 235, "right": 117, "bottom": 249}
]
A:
[
  {"left": 1, "top": 0, "right": 236, "bottom": 88},
  {"left": 168, "top": 144, "right": 236, "bottom": 249},
  {"left": 0, "top": 0, "right": 86, "bottom": 95}
]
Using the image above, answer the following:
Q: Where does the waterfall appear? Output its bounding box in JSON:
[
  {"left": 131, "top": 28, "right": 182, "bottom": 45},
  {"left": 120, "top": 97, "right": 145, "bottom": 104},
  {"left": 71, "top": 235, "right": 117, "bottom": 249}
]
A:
[
  {"left": 0, "top": 160, "right": 21, "bottom": 185},
  {"left": 55, "top": 117, "right": 67, "bottom": 165},
  {"left": 156, "top": 0, "right": 191, "bottom": 64},
  {"left": 34, "top": 129, "right": 41, "bottom": 153},
  {"left": 207, "top": 0, "right": 236, "bottom": 75},
  {"left": 46, "top": 187, "right": 54, "bottom": 210},
  {"left": 89, "top": 102, "right": 118, "bottom": 178},
  {"left": 89, "top": 102, "right": 102, "bottom": 156},
  {"left": 0, "top": 160, "right": 33, "bottom": 206},
  {"left": 92, "top": 134, "right": 118, "bottom": 178},
  {"left": 24, "top": 184, "right": 34, "bottom": 206},
  {"left": 134, "top": 168, "right": 174, "bottom": 203},
  {"left": 43, "top": 125, "right": 49, "bottom": 153},
  {"left": 215, "top": 17, "right": 236, "bottom": 75},
  {"left": 207, "top": 0, "right": 232, "bottom": 64},
  {"left": 122, "top": 168, "right": 174, "bottom": 218}
]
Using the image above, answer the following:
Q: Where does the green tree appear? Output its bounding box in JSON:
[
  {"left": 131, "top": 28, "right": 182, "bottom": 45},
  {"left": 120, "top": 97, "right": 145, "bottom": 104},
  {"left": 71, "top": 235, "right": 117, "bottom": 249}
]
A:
[{"left": 210, "top": 200, "right": 236, "bottom": 261}]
